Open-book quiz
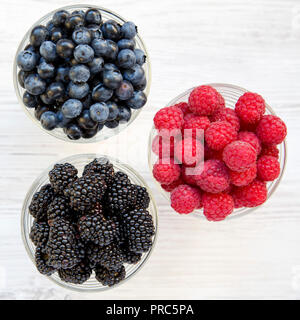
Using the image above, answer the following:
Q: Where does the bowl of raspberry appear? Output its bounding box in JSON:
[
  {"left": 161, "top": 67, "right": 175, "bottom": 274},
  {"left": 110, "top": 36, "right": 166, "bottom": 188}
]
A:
[
  {"left": 14, "top": 5, "right": 151, "bottom": 143},
  {"left": 21, "top": 154, "right": 157, "bottom": 291},
  {"left": 148, "top": 83, "right": 287, "bottom": 221}
]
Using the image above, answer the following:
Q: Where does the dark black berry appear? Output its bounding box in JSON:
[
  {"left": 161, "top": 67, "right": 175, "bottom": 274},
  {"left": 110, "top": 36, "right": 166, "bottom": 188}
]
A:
[
  {"left": 58, "top": 260, "right": 92, "bottom": 284},
  {"left": 95, "top": 265, "right": 125, "bottom": 287},
  {"left": 49, "top": 163, "right": 78, "bottom": 194},
  {"left": 83, "top": 158, "right": 115, "bottom": 185},
  {"left": 29, "top": 184, "right": 54, "bottom": 221},
  {"left": 30, "top": 220, "right": 50, "bottom": 246},
  {"left": 35, "top": 245, "right": 56, "bottom": 276}
]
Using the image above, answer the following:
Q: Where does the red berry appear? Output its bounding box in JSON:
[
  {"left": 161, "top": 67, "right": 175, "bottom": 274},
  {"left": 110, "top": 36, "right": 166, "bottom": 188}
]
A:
[
  {"left": 229, "top": 165, "right": 257, "bottom": 187},
  {"left": 154, "top": 106, "right": 184, "bottom": 132},
  {"left": 181, "top": 166, "right": 199, "bottom": 186},
  {"left": 188, "top": 85, "right": 224, "bottom": 116},
  {"left": 152, "top": 135, "right": 175, "bottom": 158},
  {"left": 152, "top": 158, "right": 181, "bottom": 185},
  {"left": 203, "top": 193, "right": 234, "bottom": 221},
  {"left": 235, "top": 92, "right": 266, "bottom": 124},
  {"left": 223, "top": 141, "right": 257, "bottom": 172},
  {"left": 257, "top": 155, "right": 280, "bottom": 181},
  {"left": 161, "top": 177, "right": 184, "bottom": 192},
  {"left": 183, "top": 115, "right": 210, "bottom": 139},
  {"left": 174, "top": 102, "right": 189, "bottom": 116},
  {"left": 231, "top": 180, "right": 267, "bottom": 208},
  {"left": 210, "top": 108, "right": 240, "bottom": 132},
  {"left": 171, "top": 185, "right": 202, "bottom": 214},
  {"left": 238, "top": 131, "right": 261, "bottom": 154},
  {"left": 260, "top": 144, "right": 279, "bottom": 159},
  {"left": 174, "top": 138, "right": 204, "bottom": 166},
  {"left": 205, "top": 121, "right": 237, "bottom": 150},
  {"left": 256, "top": 115, "right": 287, "bottom": 145},
  {"left": 204, "top": 144, "right": 223, "bottom": 160},
  {"left": 195, "top": 159, "right": 230, "bottom": 193}
]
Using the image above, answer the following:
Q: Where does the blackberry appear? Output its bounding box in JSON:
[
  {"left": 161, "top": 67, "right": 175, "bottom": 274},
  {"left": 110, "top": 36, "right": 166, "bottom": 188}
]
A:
[
  {"left": 29, "top": 184, "right": 54, "bottom": 221},
  {"left": 58, "top": 260, "right": 92, "bottom": 284},
  {"left": 123, "top": 208, "right": 155, "bottom": 253},
  {"left": 46, "top": 218, "right": 81, "bottom": 269},
  {"left": 106, "top": 173, "right": 137, "bottom": 213},
  {"left": 49, "top": 163, "right": 78, "bottom": 194},
  {"left": 95, "top": 265, "right": 125, "bottom": 287},
  {"left": 64, "top": 174, "right": 106, "bottom": 212},
  {"left": 86, "top": 243, "right": 104, "bottom": 268},
  {"left": 132, "top": 185, "right": 150, "bottom": 209},
  {"left": 121, "top": 245, "right": 142, "bottom": 264},
  {"left": 83, "top": 158, "right": 115, "bottom": 185},
  {"left": 96, "top": 243, "right": 124, "bottom": 271},
  {"left": 110, "top": 215, "right": 126, "bottom": 245},
  {"left": 35, "top": 245, "right": 56, "bottom": 276},
  {"left": 47, "top": 196, "right": 71, "bottom": 221},
  {"left": 30, "top": 220, "right": 50, "bottom": 246}
]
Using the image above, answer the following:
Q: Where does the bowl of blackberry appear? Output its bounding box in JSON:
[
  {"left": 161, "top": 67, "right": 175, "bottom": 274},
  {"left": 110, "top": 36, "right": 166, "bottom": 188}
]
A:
[
  {"left": 14, "top": 5, "right": 150, "bottom": 142},
  {"left": 148, "top": 83, "right": 287, "bottom": 221},
  {"left": 22, "top": 154, "right": 157, "bottom": 291}
]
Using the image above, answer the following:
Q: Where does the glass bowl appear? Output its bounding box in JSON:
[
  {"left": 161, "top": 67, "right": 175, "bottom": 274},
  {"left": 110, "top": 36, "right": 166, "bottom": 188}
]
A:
[
  {"left": 148, "top": 83, "right": 287, "bottom": 220},
  {"left": 13, "top": 4, "right": 151, "bottom": 143},
  {"left": 21, "top": 154, "right": 158, "bottom": 292}
]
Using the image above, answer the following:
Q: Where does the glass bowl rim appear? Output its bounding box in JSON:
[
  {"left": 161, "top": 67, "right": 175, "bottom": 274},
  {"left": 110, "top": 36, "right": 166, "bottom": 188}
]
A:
[
  {"left": 147, "top": 82, "right": 287, "bottom": 220},
  {"left": 21, "top": 153, "right": 158, "bottom": 292},
  {"left": 13, "top": 4, "right": 152, "bottom": 144}
]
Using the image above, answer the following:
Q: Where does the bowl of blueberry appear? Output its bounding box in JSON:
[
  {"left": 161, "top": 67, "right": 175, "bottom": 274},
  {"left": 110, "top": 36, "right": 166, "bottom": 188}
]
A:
[
  {"left": 14, "top": 5, "right": 150, "bottom": 142},
  {"left": 22, "top": 154, "right": 157, "bottom": 291}
]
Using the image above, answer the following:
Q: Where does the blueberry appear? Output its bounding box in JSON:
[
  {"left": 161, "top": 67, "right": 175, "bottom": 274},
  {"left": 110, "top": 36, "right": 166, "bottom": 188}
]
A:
[
  {"left": 18, "top": 70, "right": 28, "bottom": 88},
  {"left": 56, "top": 110, "right": 71, "bottom": 128},
  {"left": 72, "top": 10, "right": 85, "bottom": 17},
  {"left": 92, "top": 83, "right": 113, "bottom": 102},
  {"left": 40, "top": 111, "right": 57, "bottom": 130},
  {"left": 24, "top": 74, "right": 46, "bottom": 95},
  {"left": 134, "top": 49, "right": 146, "bottom": 65},
  {"left": 37, "top": 61, "right": 55, "bottom": 79},
  {"left": 35, "top": 105, "right": 50, "bottom": 120},
  {"left": 121, "top": 22, "right": 137, "bottom": 39},
  {"left": 40, "top": 92, "right": 54, "bottom": 105},
  {"left": 106, "top": 101, "right": 119, "bottom": 121},
  {"left": 77, "top": 109, "right": 97, "bottom": 130},
  {"left": 52, "top": 10, "right": 69, "bottom": 26},
  {"left": 123, "top": 64, "right": 145, "bottom": 86},
  {"left": 101, "top": 20, "right": 121, "bottom": 41},
  {"left": 87, "top": 24, "right": 103, "bottom": 40},
  {"left": 88, "top": 57, "right": 104, "bottom": 75},
  {"left": 17, "top": 50, "right": 37, "bottom": 71},
  {"left": 69, "top": 64, "right": 90, "bottom": 83},
  {"left": 74, "top": 44, "right": 94, "bottom": 63},
  {"left": 64, "top": 123, "right": 82, "bottom": 140},
  {"left": 65, "top": 13, "right": 84, "bottom": 30},
  {"left": 50, "top": 27, "right": 65, "bottom": 43},
  {"left": 105, "top": 120, "right": 119, "bottom": 129},
  {"left": 118, "top": 106, "right": 132, "bottom": 123},
  {"left": 55, "top": 66, "right": 70, "bottom": 83},
  {"left": 56, "top": 39, "right": 75, "bottom": 59},
  {"left": 82, "top": 127, "right": 99, "bottom": 139},
  {"left": 67, "top": 82, "right": 89, "bottom": 99},
  {"left": 62, "top": 99, "right": 83, "bottom": 119},
  {"left": 127, "top": 91, "right": 147, "bottom": 109},
  {"left": 117, "top": 39, "right": 135, "bottom": 50},
  {"left": 30, "top": 25, "right": 49, "bottom": 47},
  {"left": 105, "top": 40, "right": 119, "bottom": 60},
  {"left": 46, "top": 82, "right": 65, "bottom": 100},
  {"left": 103, "top": 63, "right": 119, "bottom": 72},
  {"left": 103, "top": 69, "right": 123, "bottom": 89},
  {"left": 91, "top": 38, "right": 107, "bottom": 56},
  {"left": 134, "top": 75, "right": 147, "bottom": 91},
  {"left": 46, "top": 21, "right": 55, "bottom": 33},
  {"left": 72, "top": 27, "right": 92, "bottom": 44},
  {"left": 117, "top": 49, "right": 136, "bottom": 69},
  {"left": 115, "top": 80, "right": 134, "bottom": 100},
  {"left": 90, "top": 103, "right": 109, "bottom": 123},
  {"left": 39, "top": 41, "right": 57, "bottom": 62},
  {"left": 85, "top": 8, "right": 102, "bottom": 25},
  {"left": 23, "top": 91, "right": 38, "bottom": 108}
]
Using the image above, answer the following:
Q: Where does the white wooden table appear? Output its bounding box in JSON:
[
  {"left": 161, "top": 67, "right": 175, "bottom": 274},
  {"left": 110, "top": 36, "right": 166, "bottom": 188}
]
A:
[{"left": 0, "top": 0, "right": 300, "bottom": 300}]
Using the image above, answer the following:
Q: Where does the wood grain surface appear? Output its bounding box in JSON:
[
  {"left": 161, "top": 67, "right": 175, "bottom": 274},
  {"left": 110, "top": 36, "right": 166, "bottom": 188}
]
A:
[{"left": 0, "top": 0, "right": 299, "bottom": 300}]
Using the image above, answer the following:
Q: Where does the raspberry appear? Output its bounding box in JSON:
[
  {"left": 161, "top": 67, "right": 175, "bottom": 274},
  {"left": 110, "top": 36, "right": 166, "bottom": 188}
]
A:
[
  {"left": 204, "top": 145, "right": 223, "bottom": 160},
  {"left": 152, "top": 135, "right": 175, "bottom": 158},
  {"left": 229, "top": 165, "right": 257, "bottom": 187},
  {"left": 174, "top": 138, "right": 204, "bottom": 166},
  {"left": 161, "top": 177, "right": 184, "bottom": 192},
  {"left": 183, "top": 115, "right": 210, "bottom": 139},
  {"left": 171, "top": 185, "right": 202, "bottom": 214},
  {"left": 188, "top": 85, "right": 224, "bottom": 116},
  {"left": 235, "top": 92, "right": 266, "bottom": 124},
  {"left": 154, "top": 106, "right": 184, "bottom": 132},
  {"left": 237, "top": 131, "right": 261, "bottom": 154},
  {"left": 260, "top": 144, "right": 279, "bottom": 159},
  {"left": 205, "top": 121, "right": 237, "bottom": 150},
  {"left": 239, "top": 120, "right": 258, "bottom": 133},
  {"left": 231, "top": 180, "right": 267, "bottom": 207},
  {"left": 152, "top": 158, "right": 181, "bottom": 185},
  {"left": 223, "top": 141, "right": 257, "bottom": 172},
  {"left": 257, "top": 155, "right": 280, "bottom": 181},
  {"left": 256, "top": 115, "right": 287, "bottom": 145},
  {"left": 174, "top": 102, "right": 189, "bottom": 116},
  {"left": 202, "top": 193, "right": 234, "bottom": 221},
  {"left": 181, "top": 166, "right": 199, "bottom": 186},
  {"left": 195, "top": 159, "right": 229, "bottom": 193},
  {"left": 210, "top": 108, "right": 240, "bottom": 132}
]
